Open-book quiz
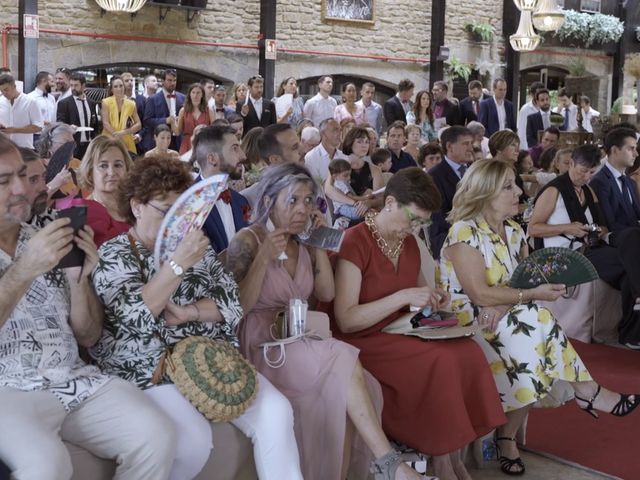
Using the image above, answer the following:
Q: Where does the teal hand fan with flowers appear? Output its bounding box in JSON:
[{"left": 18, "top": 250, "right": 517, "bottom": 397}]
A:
[{"left": 509, "top": 247, "right": 598, "bottom": 289}]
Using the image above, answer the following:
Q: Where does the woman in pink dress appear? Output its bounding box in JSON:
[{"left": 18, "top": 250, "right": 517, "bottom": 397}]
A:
[
  {"left": 177, "top": 83, "right": 211, "bottom": 155},
  {"left": 334, "top": 82, "right": 365, "bottom": 125},
  {"left": 226, "top": 163, "right": 426, "bottom": 480}
]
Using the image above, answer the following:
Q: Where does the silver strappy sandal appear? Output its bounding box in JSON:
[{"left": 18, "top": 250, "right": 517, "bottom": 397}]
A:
[{"left": 369, "top": 450, "right": 439, "bottom": 480}]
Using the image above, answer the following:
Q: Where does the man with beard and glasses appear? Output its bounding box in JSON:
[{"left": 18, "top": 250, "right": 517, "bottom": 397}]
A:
[
  {"left": 28, "top": 71, "right": 57, "bottom": 127},
  {"left": 194, "top": 125, "right": 252, "bottom": 252}
]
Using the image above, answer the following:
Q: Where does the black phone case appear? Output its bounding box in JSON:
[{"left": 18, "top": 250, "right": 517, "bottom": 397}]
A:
[{"left": 56, "top": 206, "right": 87, "bottom": 269}]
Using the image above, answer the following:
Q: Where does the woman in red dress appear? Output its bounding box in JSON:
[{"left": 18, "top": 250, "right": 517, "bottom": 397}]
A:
[
  {"left": 177, "top": 83, "right": 212, "bottom": 155},
  {"left": 331, "top": 167, "right": 506, "bottom": 480},
  {"left": 77, "top": 135, "right": 132, "bottom": 247}
]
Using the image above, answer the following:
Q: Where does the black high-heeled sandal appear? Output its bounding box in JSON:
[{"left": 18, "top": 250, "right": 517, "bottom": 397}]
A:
[
  {"left": 495, "top": 437, "right": 525, "bottom": 476},
  {"left": 575, "top": 385, "right": 640, "bottom": 418}
]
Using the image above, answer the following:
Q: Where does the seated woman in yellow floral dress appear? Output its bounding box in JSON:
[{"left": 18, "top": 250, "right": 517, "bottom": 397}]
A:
[{"left": 438, "top": 158, "right": 640, "bottom": 476}]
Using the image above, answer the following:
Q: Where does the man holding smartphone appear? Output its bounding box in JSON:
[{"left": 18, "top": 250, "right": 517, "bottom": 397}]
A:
[{"left": 0, "top": 136, "right": 176, "bottom": 479}]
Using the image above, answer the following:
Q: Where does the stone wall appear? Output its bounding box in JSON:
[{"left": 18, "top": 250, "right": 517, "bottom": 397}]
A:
[
  {"left": 444, "top": 0, "right": 505, "bottom": 78},
  {"left": 0, "top": 0, "right": 439, "bottom": 92}
]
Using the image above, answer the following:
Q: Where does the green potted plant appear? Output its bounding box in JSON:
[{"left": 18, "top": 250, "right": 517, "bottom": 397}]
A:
[
  {"left": 445, "top": 57, "right": 473, "bottom": 83},
  {"left": 464, "top": 21, "right": 495, "bottom": 43}
]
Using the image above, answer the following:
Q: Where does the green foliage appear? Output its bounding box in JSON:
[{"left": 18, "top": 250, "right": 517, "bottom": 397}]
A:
[
  {"left": 610, "top": 97, "right": 624, "bottom": 114},
  {"left": 553, "top": 10, "right": 624, "bottom": 47},
  {"left": 445, "top": 57, "right": 473, "bottom": 83},
  {"left": 567, "top": 57, "right": 587, "bottom": 77},
  {"left": 465, "top": 21, "right": 495, "bottom": 42}
]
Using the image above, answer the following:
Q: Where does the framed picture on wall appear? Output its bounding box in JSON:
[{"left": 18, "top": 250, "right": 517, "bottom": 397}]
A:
[{"left": 322, "top": 0, "right": 375, "bottom": 25}]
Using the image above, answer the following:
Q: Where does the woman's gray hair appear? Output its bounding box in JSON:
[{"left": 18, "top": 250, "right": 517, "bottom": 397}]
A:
[
  {"left": 35, "top": 122, "right": 75, "bottom": 158},
  {"left": 251, "top": 163, "right": 318, "bottom": 225}
]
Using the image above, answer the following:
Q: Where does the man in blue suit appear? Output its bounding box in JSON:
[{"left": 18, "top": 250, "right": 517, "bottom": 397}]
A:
[
  {"left": 427, "top": 125, "right": 474, "bottom": 259},
  {"left": 478, "top": 78, "right": 516, "bottom": 138},
  {"left": 590, "top": 127, "right": 640, "bottom": 348},
  {"left": 133, "top": 74, "right": 158, "bottom": 154},
  {"left": 142, "top": 69, "right": 185, "bottom": 152},
  {"left": 526, "top": 88, "right": 554, "bottom": 148},
  {"left": 192, "top": 124, "right": 251, "bottom": 253},
  {"left": 591, "top": 127, "right": 640, "bottom": 235}
]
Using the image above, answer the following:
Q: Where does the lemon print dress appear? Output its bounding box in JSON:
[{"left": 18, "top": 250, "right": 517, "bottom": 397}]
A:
[{"left": 439, "top": 217, "right": 592, "bottom": 412}]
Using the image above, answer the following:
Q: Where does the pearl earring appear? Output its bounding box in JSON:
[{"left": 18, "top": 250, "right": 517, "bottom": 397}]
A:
[{"left": 385, "top": 207, "right": 391, "bottom": 212}]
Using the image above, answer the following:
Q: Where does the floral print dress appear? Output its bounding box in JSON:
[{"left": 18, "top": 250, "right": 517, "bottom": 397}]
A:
[
  {"left": 439, "top": 217, "right": 592, "bottom": 412},
  {"left": 90, "top": 234, "right": 243, "bottom": 390}
]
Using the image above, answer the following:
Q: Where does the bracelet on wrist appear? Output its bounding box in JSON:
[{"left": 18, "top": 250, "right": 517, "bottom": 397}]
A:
[
  {"left": 517, "top": 289, "right": 524, "bottom": 305},
  {"left": 192, "top": 303, "right": 200, "bottom": 321}
]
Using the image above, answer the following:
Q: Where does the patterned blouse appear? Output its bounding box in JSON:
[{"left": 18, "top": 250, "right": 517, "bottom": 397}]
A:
[
  {"left": 90, "top": 233, "right": 243, "bottom": 390},
  {"left": 0, "top": 224, "right": 109, "bottom": 412}
]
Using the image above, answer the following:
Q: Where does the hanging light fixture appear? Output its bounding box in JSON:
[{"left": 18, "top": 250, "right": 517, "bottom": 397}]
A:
[
  {"left": 532, "top": 0, "right": 565, "bottom": 31},
  {"left": 510, "top": 10, "right": 541, "bottom": 52},
  {"left": 512, "top": 0, "right": 540, "bottom": 11},
  {"left": 94, "top": 0, "right": 147, "bottom": 13}
]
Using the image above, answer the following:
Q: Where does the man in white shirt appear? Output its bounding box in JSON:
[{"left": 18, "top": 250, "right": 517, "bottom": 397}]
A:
[
  {"left": 237, "top": 76, "right": 277, "bottom": 135},
  {"left": 303, "top": 75, "right": 337, "bottom": 127},
  {"left": 210, "top": 84, "right": 234, "bottom": 120},
  {"left": 517, "top": 81, "right": 544, "bottom": 150},
  {"left": 299, "top": 126, "right": 321, "bottom": 161},
  {"left": 304, "top": 118, "right": 345, "bottom": 185},
  {"left": 555, "top": 88, "right": 578, "bottom": 131},
  {"left": 356, "top": 82, "right": 383, "bottom": 135},
  {"left": 0, "top": 74, "right": 43, "bottom": 149},
  {"left": 28, "top": 71, "right": 57, "bottom": 127},
  {"left": 580, "top": 95, "right": 600, "bottom": 133}
]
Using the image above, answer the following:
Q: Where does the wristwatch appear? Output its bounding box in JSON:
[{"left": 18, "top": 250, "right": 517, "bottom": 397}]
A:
[{"left": 169, "top": 259, "right": 184, "bottom": 277}]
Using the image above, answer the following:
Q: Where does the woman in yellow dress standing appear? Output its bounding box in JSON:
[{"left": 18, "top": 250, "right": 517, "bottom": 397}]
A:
[
  {"left": 101, "top": 75, "right": 141, "bottom": 155},
  {"left": 438, "top": 158, "right": 640, "bottom": 477}
]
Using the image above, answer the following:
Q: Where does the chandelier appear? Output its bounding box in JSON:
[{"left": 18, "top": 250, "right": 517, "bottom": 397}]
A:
[
  {"left": 512, "top": 0, "right": 540, "bottom": 10},
  {"left": 94, "top": 0, "right": 147, "bottom": 13},
  {"left": 532, "top": 0, "right": 566, "bottom": 32},
  {"left": 510, "top": 10, "right": 541, "bottom": 52}
]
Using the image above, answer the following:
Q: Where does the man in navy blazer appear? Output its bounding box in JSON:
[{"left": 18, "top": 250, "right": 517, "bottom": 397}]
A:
[
  {"left": 192, "top": 124, "right": 250, "bottom": 252},
  {"left": 237, "top": 76, "right": 276, "bottom": 137},
  {"left": 590, "top": 127, "right": 640, "bottom": 239},
  {"left": 526, "top": 88, "right": 554, "bottom": 147},
  {"left": 133, "top": 74, "right": 158, "bottom": 154},
  {"left": 142, "top": 69, "right": 185, "bottom": 151},
  {"left": 478, "top": 78, "right": 516, "bottom": 138},
  {"left": 590, "top": 127, "right": 640, "bottom": 347},
  {"left": 383, "top": 78, "right": 415, "bottom": 126},
  {"left": 459, "top": 80, "right": 490, "bottom": 125},
  {"left": 427, "top": 126, "right": 474, "bottom": 259}
]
